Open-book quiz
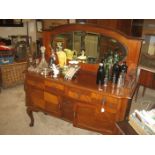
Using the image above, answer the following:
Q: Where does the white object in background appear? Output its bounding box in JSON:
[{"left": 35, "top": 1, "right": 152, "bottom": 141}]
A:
[
  {"left": 68, "top": 60, "right": 79, "bottom": 65},
  {"left": 52, "top": 64, "right": 59, "bottom": 78},
  {"left": 69, "top": 19, "right": 76, "bottom": 23},
  {"left": 64, "top": 66, "right": 80, "bottom": 80}
]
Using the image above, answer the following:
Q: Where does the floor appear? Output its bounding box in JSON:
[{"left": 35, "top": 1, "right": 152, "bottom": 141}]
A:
[
  {"left": 130, "top": 86, "right": 155, "bottom": 113},
  {"left": 0, "top": 84, "right": 154, "bottom": 135},
  {"left": 0, "top": 85, "right": 99, "bottom": 135}
]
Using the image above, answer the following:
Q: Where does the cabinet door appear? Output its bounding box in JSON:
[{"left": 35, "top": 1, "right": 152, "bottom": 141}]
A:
[
  {"left": 44, "top": 91, "right": 61, "bottom": 117},
  {"left": 25, "top": 74, "right": 45, "bottom": 109},
  {"left": 26, "top": 86, "right": 45, "bottom": 109},
  {"left": 61, "top": 98, "right": 76, "bottom": 122},
  {"left": 74, "top": 103, "right": 117, "bottom": 134}
]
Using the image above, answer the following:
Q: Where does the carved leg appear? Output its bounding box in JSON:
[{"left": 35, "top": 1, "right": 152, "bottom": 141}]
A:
[
  {"left": 26, "top": 108, "right": 34, "bottom": 127},
  {"left": 142, "top": 86, "right": 146, "bottom": 97}
]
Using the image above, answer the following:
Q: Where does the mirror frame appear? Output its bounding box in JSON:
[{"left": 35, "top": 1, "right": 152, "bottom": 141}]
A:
[{"left": 43, "top": 23, "right": 142, "bottom": 72}]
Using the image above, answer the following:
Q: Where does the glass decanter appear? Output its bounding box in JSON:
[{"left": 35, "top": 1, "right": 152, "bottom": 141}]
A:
[{"left": 38, "top": 46, "right": 48, "bottom": 70}]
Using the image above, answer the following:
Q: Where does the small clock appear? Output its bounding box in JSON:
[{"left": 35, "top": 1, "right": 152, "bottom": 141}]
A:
[{"left": 36, "top": 20, "right": 43, "bottom": 32}]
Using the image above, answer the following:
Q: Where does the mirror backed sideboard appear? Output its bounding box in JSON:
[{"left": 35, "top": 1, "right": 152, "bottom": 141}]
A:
[{"left": 24, "top": 24, "right": 143, "bottom": 134}]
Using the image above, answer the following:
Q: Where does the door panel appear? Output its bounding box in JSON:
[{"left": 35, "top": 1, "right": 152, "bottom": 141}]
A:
[
  {"left": 28, "top": 87, "right": 45, "bottom": 109},
  {"left": 61, "top": 98, "right": 75, "bottom": 122},
  {"left": 74, "top": 103, "right": 117, "bottom": 134},
  {"left": 44, "top": 92, "right": 61, "bottom": 115}
]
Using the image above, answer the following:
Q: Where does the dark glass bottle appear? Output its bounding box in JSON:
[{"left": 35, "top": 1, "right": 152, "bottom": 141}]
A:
[
  {"left": 121, "top": 61, "right": 128, "bottom": 73},
  {"left": 120, "top": 61, "right": 128, "bottom": 86},
  {"left": 96, "top": 63, "right": 105, "bottom": 89},
  {"left": 112, "top": 62, "right": 120, "bottom": 83}
]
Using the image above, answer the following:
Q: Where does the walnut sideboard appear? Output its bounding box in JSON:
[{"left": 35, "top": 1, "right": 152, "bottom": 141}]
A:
[{"left": 24, "top": 70, "right": 136, "bottom": 134}]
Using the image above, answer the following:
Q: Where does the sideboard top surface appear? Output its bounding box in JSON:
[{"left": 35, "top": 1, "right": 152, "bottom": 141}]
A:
[{"left": 26, "top": 71, "right": 136, "bottom": 100}]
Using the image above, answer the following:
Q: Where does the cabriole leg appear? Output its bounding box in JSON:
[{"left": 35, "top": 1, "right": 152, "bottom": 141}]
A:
[{"left": 26, "top": 108, "right": 34, "bottom": 127}]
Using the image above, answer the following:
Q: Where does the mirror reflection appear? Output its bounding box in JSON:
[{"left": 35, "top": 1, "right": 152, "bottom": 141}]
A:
[{"left": 51, "top": 31, "right": 127, "bottom": 64}]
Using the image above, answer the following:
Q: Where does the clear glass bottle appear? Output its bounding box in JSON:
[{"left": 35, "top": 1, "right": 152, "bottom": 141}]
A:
[
  {"left": 112, "top": 73, "right": 116, "bottom": 86},
  {"left": 38, "top": 46, "right": 48, "bottom": 70},
  {"left": 104, "top": 75, "right": 108, "bottom": 87},
  {"left": 117, "top": 73, "right": 123, "bottom": 88}
]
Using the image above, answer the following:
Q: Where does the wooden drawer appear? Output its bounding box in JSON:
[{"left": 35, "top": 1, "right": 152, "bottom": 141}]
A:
[
  {"left": 91, "top": 92, "right": 103, "bottom": 101},
  {"left": 105, "top": 96, "right": 120, "bottom": 113},
  {"left": 91, "top": 92, "right": 120, "bottom": 112},
  {"left": 26, "top": 76, "right": 44, "bottom": 90},
  {"left": 45, "top": 80, "right": 64, "bottom": 93},
  {"left": 66, "top": 87, "right": 92, "bottom": 103}
]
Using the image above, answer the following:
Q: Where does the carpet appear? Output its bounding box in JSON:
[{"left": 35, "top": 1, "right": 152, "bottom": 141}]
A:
[{"left": 0, "top": 85, "right": 99, "bottom": 135}]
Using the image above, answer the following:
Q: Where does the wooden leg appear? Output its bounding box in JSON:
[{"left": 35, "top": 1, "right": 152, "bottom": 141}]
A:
[
  {"left": 26, "top": 108, "right": 34, "bottom": 127},
  {"left": 142, "top": 86, "right": 146, "bottom": 97},
  {"left": 135, "top": 84, "right": 140, "bottom": 102}
]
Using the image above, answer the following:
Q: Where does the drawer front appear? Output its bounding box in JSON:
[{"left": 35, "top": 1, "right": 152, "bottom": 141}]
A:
[
  {"left": 66, "top": 87, "right": 92, "bottom": 103},
  {"left": 91, "top": 92, "right": 120, "bottom": 112},
  {"left": 105, "top": 96, "right": 120, "bottom": 113},
  {"left": 45, "top": 80, "right": 64, "bottom": 93},
  {"left": 26, "top": 77, "right": 44, "bottom": 90},
  {"left": 91, "top": 92, "right": 103, "bottom": 101}
]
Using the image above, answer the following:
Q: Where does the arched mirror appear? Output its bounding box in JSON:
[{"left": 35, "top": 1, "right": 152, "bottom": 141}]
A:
[
  {"left": 43, "top": 24, "right": 142, "bottom": 73},
  {"left": 51, "top": 31, "right": 127, "bottom": 64}
]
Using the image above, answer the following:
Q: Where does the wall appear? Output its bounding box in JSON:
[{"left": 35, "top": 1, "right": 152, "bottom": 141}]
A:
[
  {"left": 0, "top": 20, "right": 37, "bottom": 42},
  {"left": 142, "top": 19, "right": 155, "bottom": 35}
]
